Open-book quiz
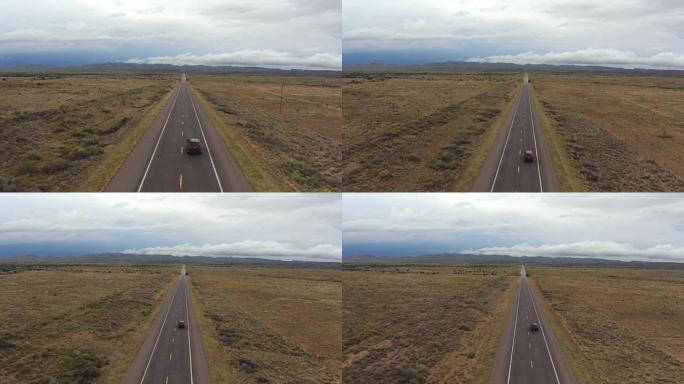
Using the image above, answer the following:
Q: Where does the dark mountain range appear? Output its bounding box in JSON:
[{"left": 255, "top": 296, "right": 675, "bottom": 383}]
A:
[
  {"left": 345, "top": 60, "right": 684, "bottom": 76},
  {"left": 0, "top": 62, "right": 340, "bottom": 76},
  {"left": 0, "top": 253, "right": 340, "bottom": 268},
  {"left": 343, "top": 253, "right": 684, "bottom": 269}
]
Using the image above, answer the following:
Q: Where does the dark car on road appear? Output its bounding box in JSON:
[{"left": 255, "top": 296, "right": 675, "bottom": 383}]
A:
[
  {"left": 530, "top": 322, "right": 539, "bottom": 332},
  {"left": 177, "top": 320, "right": 186, "bottom": 329},
  {"left": 523, "top": 150, "right": 535, "bottom": 162},
  {"left": 186, "top": 138, "right": 202, "bottom": 155}
]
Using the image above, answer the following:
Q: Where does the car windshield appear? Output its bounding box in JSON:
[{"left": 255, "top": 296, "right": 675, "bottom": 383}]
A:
[{"left": 188, "top": 139, "right": 200, "bottom": 144}]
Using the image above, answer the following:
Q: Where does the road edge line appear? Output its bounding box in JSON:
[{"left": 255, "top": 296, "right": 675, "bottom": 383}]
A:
[
  {"left": 188, "top": 84, "right": 224, "bottom": 192},
  {"left": 137, "top": 85, "right": 181, "bottom": 192},
  {"left": 139, "top": 278, "right": 181, "bottom": 384}
]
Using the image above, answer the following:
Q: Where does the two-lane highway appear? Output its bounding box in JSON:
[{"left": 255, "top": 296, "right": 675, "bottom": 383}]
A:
[
  {"left": 473, "top": 74, "right": 559, "bottom": 192},
  {"left": 107, "top": 76, "right": 252, "bottom": 192},
  {"left": 123, "top": 267, "right": 211, "bottom": 384},
  {"left": 489, "top": 266, "right": 578, "bottom": 384}
]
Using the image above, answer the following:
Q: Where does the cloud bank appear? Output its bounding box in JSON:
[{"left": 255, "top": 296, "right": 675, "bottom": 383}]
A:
[
  {"left": 126, "top": 50, "right": 341, "bottom": 70},
  {"left": 469, "top": 49, "right": 684, "bottom": 70},
  {"left": 124, "top": 241, "right": 341, "bottom": 262},
  {"left": 465, "top": 241, "right": 684, "bottom": 262}
]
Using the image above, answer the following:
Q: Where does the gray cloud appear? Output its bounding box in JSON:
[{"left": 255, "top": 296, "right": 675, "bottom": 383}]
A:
[
  {"left": 465, "top": 241, "right": 684, "bottom": 262},
  {"left": 126, "top": 50, "right": 341, "bottom": 70},
  {"left": 124, "top": 241, "right": 341, "bottom": 262},
  {"left": 344, "top": 0, "right": 684, "bottom": 69}
]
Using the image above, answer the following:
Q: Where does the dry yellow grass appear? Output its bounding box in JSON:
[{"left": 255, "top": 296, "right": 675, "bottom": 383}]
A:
[
  {"left": 342, "top": 73, "right": 518, "bottom": 191},
  {"left": 530, "top": 266, "right": 684, "bottom": 384},
  {"left": 0, "top": 264, "right": 176, "bottom": 384},
  {"left": 190, "top": 74, "right": 342, "bottom": 191},
  {"left": 343, "top": 264, "right": 516, "bottom": 384},
  {"left": 532, "top": 74, "right": 684, "bottom": 191},
  {"left": 189, "top": 266, "right": 341, "bottom": 384},
  {"left": 0, "top": 74, "right": 176, "bottom": 191}
]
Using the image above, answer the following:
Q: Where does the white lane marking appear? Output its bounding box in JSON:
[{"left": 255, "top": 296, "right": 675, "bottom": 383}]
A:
[
  {"left": 172, "top": 338, "right": 174, "bottom": 344},
  {"left": 137, "top": 86, "right": 181, "bottom": 192},
  {"left": 139, "top": 280, "right": 181, "bottom": 384},
  {"left": 188, "top": 86, "right": 223, "bottom": 192},
  {"left": 525, "top": 279, "right": 561, "bottom": 384},
  {"left": 169, "top": 353, "right": 172, "bottom": 360},
  {"left": 490, "top": 85, "right": 523, "bottom": 192},
  {"left": 180, "top": 146, "right": 183, "bottom": 155},
  {"left": 529, "top": 342, "right": 532, "bottom": 349},
  {"left": 517, "top": 165, "right": 520, "bottom": 174},
  {"left": 179, "top": 174, "right": 183, "bottom": 190},
  {"left": 165, "top": 377, "right": 168, "bottom": 384},
  {"left": 528, "top": 86, "right": 544, "bottom": 192},
  {"left": 182, "top": 130, "right": 184, "bottom": 137},
  {"left": 506, "top": 270, "right": 523, "bottom": 384},
  {"left": 184, "top": 278, "right": 194, "bottom": 384},
  {"left": 531, "top": 360, "right": 534, "bottom": 368}
]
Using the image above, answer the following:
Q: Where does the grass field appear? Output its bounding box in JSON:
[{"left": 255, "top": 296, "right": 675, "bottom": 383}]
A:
[
  {"left": 190, "top": 74, "right": 342, "bottom": 191},
  {"left": 0, "top": 264, "right": 176, "bottom": 384},
  {"left": 0, "top": 74, "right": 176, "bottom": 191},
  {"left": 189, "top": 266, "right": 342, "bottom": 384},
  {"left": 529, "top": 266, "right": 684, "bottom": 383},
  {"left": 342, "top": 72, "right": 518, "bottom": 191},
  {"left": 532, "top": 74, "right": 684, "bottom": 191},
  {"left": 342, "top": 264, "right": 517, "bottom": 383}
]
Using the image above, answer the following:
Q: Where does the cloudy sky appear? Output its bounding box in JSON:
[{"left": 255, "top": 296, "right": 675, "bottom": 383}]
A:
[
  {"left": 0, "top": 194, "right": 341, "bottom": 262},
  {"left": 343, "top": 194, "right": 684, "bottom": 263},
  {"left": 0, "top": 0, "right": 341, "bottom": 70},
  {"left": 344, "top": 0, "right": 684, "bottom": 69}
]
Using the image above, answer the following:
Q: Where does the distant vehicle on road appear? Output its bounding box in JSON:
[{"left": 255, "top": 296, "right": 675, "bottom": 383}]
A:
[
  {"left": 186, "top": 138, "right": 202, "bottom": 155},
  {"left": 523, "top": 150, "right": 535, "bottom": 162},
  {"left": 530, "top": 322, "right": 539, "bottom": 332},
  {"left": 177, "top": 320, "right": 186, "bottom": 329}
]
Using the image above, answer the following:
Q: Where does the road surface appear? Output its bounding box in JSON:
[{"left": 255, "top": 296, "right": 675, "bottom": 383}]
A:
[
  {"left": 473, "top": 74, "right": 559, "bottom": 192},
  {"left": 123, "top": 266, "right": 212, "bottom": 384},
  {"left": 488, "top": 266, "right": 578, "bottom": 384},
  {"left": 107, "top": 76, "right": 252, "bottom": 192}
]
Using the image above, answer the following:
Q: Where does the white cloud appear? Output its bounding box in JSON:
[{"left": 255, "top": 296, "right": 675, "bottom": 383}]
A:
[
  {"left": 124, "top": 241, "right": 341, "bottom": 262},
  {"left": 470, "top": 49, "right": 684, "bottom": 70},
  {"left": 464, "top": 241, "right": 684, "bottom": 262},
  {"left": 126, "top": 50, "right": 341, "bottom": 70}
]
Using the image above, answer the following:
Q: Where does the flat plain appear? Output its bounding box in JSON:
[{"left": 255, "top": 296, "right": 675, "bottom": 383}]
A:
[
  {"left": 529, "top": 266, "right": 684, "bottom": 383},
  {"left": 342, "top": 72, "right": 519, "bottom": 191},
  {"left": 189, "top": 266, "right": 342, "bottom": 384},
  {"left": 532, "top": 73, "right": 684, "bottom": 191},
  {"left": 0, "top": 74, "right": 176, "bottom": 191},
  {"left": 343, "top": 264, "right": 517, "bottom": 384},
  {"left": 0, "top": 264, "right": 176, "bottom": 384},
  {"left": 190, "top": 74, "right": 342, "bottom": 191}
]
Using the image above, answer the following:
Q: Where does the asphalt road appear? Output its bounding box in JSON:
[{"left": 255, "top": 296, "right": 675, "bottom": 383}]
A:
[
  {"left": 473, "top": 75, "right": 559, "bottom": 192},
  {"left": 123, "top": 267, "right": 212, "bottom": 384},
  {"left": 107, "top": 77, "right": 252, "bottom": 192},
  {"left": 489, "top": 266, "right": 578, "bottom": 384}
]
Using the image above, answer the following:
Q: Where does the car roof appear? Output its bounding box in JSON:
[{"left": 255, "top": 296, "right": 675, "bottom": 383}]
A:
[
  {"left": 187, "top": 138, "right": 201, "bottom": 143},
  {"left": 525, "top": 150, "right": 534, "bottom": 154}
]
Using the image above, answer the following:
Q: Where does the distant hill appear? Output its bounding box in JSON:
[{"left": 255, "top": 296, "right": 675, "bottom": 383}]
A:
[
  {"left": 0, "top": 62, "right": 341, "bottom": 77},
  {"left": 343, "top": 253, "right": 684, "bottom": 269},
  {"left": 0, "top": 252, "right": 340, "bottom": 268},
  {"left": 345, "top": 61, "right": 684, "bottom": 76}
]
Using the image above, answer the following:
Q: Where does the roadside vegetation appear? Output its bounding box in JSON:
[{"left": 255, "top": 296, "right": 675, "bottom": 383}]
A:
[
  {"left": 343, "top": 264, "right": 517, "bottom": 383},
  {"left": 0, "top": 264, "right": 176, "bottom": 384},
  {"left": 531, "top": 74, "right": 684, "bottom": 191},
  {"left": 189, "top": 266, "right": 341, "bottom": 384},
  {"left": 0, "top": 74, "right": 176, "bottom": 191},
  {"left": 342, "top": 72, "right": 518, "bottom": 191},
  {"left": 528, "top": 266, "right": 684, "bottom": 383},
  {"left": 190, "top": 74, "right": 342, "bottom": 191}
]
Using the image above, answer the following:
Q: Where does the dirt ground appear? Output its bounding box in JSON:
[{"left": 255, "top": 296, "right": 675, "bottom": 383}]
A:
[
  {"left": 342, "top": 72, "right": 518, "bottom": 191},
  {"left": 532, "top": 74, "right": 684, "bottom": 191},
  {"left": 0, "top": 74, "right": 176, "bottom": 191},
  {"left": 190, "top": 74, "right": 342, "bottom": 191}
]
